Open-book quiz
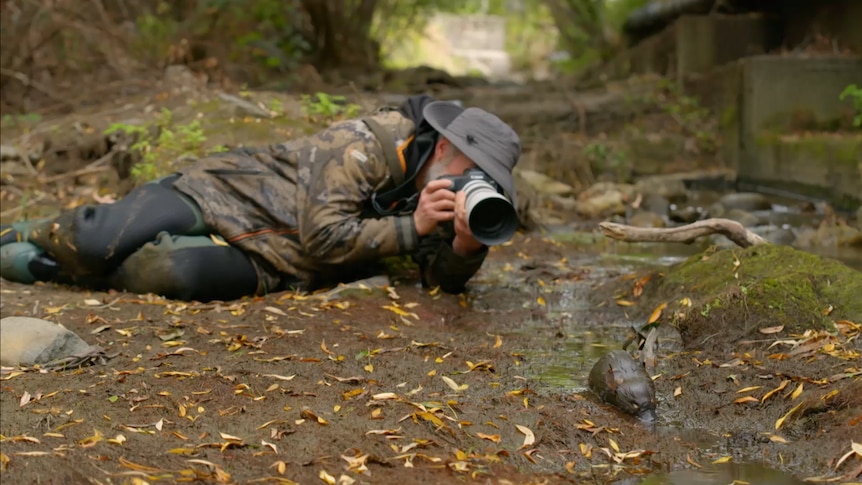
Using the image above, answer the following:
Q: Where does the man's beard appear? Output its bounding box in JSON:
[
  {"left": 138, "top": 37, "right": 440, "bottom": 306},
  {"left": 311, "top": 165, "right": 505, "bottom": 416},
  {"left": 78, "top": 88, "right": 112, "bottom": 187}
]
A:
[{"left": 420, "top": 154, "right": 454, "bottom": 187}]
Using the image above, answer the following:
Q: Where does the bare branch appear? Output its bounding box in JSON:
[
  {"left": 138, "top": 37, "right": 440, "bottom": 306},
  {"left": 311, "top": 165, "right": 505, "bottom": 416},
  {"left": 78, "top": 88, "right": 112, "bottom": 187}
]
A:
[{"left": 599, "top": 218, "right": 769, "bottom": 249}]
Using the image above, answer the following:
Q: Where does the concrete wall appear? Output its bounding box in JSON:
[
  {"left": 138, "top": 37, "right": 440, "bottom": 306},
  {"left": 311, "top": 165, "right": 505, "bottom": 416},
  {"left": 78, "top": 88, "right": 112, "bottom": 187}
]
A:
[{"left": 675, "top": 14, "right": 781, "bottom": 85}]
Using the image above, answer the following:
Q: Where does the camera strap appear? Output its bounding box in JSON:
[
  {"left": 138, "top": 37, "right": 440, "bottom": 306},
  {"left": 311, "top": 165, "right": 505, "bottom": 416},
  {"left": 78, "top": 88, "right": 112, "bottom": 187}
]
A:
[{"left": 362, "top": 117, "right": 404, "bottom": 187}]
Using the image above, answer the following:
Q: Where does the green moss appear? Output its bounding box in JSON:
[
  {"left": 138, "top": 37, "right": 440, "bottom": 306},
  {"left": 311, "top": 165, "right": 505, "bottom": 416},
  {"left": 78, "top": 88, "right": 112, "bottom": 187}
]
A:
[
  {"left": 719, "top": 105, "right": 737, "bottom": 129},
  {"left": 637, "top": 245, "right": 862, "bottom": 347}
]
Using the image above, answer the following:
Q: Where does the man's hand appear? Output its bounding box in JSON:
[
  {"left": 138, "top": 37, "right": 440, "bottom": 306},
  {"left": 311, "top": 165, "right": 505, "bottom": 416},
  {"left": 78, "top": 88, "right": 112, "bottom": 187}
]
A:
[
  {"left": 414, "top": 179, "right": 456, "bottom": 237},
  {"left": 452, "top": 190, "right": 484, "bottom": 256}
]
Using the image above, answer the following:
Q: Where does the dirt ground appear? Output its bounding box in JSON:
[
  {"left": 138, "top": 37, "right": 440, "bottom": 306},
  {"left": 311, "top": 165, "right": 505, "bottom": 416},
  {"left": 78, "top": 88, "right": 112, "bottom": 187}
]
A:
[
  {"left": 1, "top": 232, "right": 860, "bottom": 485},
  {"left": 1, "top": 74, "right": 860, "bottom": 484}
]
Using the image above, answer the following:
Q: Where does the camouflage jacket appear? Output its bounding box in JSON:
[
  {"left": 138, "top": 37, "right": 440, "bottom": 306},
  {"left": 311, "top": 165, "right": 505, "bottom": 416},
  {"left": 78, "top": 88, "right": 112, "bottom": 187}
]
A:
[{"left": 172, "top": 104, "right": 488, "bottom": 295}]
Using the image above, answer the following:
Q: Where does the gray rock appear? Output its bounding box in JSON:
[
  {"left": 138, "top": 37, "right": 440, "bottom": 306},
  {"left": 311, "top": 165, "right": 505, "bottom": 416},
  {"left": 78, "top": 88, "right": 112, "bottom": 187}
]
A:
[
  {"left": 641, "top": 194, "right": 670, "bottom": 216},
  {"left": 516, "top": 169, "right": 575, "bottom": 197},
  {"left": 576, "top": 190, "right": 626, "bottom": 219},
  {"left": 725, "top": 208, "right": 760, "bottom": 228},
  {"left": 669, "top": 206, "right": 704, "bottom": 224},
  {"left": 0, "top": 317, "right": 95, "bottom": 367},
  {"left": 718, "top": 192, "right": 772, "bottom": 212},
  {"left": 628, "top": 210, "right": 666, "bottom": 228},
  {"left": 750, "top": 225, "right": 796, "bottom": 246},
  {"left": 634, "top": 175, "right": 687, "bottom": 202}
]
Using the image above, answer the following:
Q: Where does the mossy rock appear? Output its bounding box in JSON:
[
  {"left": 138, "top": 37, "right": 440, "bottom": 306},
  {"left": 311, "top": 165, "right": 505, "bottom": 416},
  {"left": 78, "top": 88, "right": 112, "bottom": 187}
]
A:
[{"left": 633, "top": 245, "right": 862, "bottom": 349}]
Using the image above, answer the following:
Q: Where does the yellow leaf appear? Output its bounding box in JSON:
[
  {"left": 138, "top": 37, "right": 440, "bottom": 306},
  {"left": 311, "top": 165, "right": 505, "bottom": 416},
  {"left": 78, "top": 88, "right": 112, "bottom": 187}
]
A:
[
  {"left": 210, "top": 234, "right": 229, "bottom": 247},
  {"left": 515, "top": 424, "right": 535, "bottom": 449},
  {"left": 493, "top": 335, "right": 502, "bottom": 348},
  {"left": 761, "top": 380, "right": 790, "bottom": 403},
  {"left": 608, "top": 438, "right": 620, "bottom": 453},
  {"left": 647, "top": 302, "right": 667, "bottom": 324},
  {"left": 686, "top": 454, "right": 702, "bottom": 468},
  {"left": 319, "top": 469, "right": 336, "bottom": 485},
  {"left": 712, "top": 456, "right": 732, "bottom": 464},
  {"left": 616, "top": 299, "right": 635, "bottom": 307},
  {"left": 733, "top": 396, "right": 759, "bottom": 404},
  {"left": 790, "top": 383, "right": 804, "bottom": 400},
  {"left": 674, "top": 386, "right": 682, "bottom": 397},
  {"left": 775, "top": 401, "right": 805, "bottom": 430},
  {"left": 536, "top": 297, "right": 546, "bottom": 306},
  {"left": 736, "top": 386, "right": 762, "bottom": 394},
  {"left": 441, "top": 375, "right": 468, "bottom": 392},
  {"left": 769, "top": 435, "right": 789, "bottom": 444},
  {"left": 364, "top": 364, "right": 373, "bottom": 373},
  {"left": 759, "top": 325, "right": 784, "bottom": 334},
  {"left": 477, "top": 433, "right": 501, "bottom": 443}
]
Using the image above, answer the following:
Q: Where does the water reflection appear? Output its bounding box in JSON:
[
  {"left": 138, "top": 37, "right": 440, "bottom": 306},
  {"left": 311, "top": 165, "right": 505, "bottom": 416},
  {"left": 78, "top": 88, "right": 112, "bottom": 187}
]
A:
[{"left": 614, "top": 462, "right": 807, "bottom": 485}]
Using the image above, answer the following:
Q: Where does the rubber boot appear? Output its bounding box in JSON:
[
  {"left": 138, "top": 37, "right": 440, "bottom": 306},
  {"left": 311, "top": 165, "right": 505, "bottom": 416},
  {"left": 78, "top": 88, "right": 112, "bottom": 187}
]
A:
[{"left": 0, "top": 242, "right": 60, "bottom": 284}]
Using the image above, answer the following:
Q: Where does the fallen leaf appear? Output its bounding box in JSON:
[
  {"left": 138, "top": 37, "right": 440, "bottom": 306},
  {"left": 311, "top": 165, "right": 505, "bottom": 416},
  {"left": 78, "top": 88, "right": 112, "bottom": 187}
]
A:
[
  {"left": 441, "top": 375, "right": 468, "bottom": 392},
  {"left": 264, "top": 306, "right": 287, "bottom": 316},
  {"left": 515, "top": 424, "right": 535, "bottom": 449},
  {"left": 834, "top": 441, "right": 862, "bottom": 471},
  {"left": 263, "top": 374, "right": 296, "bottom": 381},
  {"left": 319, "top": 469, "right": 336, "bottom": 484},
  {"left": 476, "top": 432, "right": 501, "bottom": 443},
  {"left": 759, "top": 325, "right": 784, "bottom": 334},
  {"left": 775, "top": 401, "right": 805, "bottom": 430},
  {"left": 647, "top": 302, "right": 667, "bottom": 324},
  {"left": 761, "top": 380, "right": 790, "bottom": 403},
  {"left": 736, "top": 386, "right": 762, "bottom": 394},
  {"left": 712, "top": 456, "right": 732, "bottom": 464},
  {"left": 790, "top": 382, "right": 804, "bottom": 400}
]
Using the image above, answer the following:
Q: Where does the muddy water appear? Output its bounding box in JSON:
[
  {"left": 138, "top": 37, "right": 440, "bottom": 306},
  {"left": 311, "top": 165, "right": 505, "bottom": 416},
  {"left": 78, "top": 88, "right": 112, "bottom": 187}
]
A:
[
  {"left": 471, "top": 236, "right": 827, "bottom": 485},
  {"left": 612, "top": 462, "right": 807, "bottom": 485}
]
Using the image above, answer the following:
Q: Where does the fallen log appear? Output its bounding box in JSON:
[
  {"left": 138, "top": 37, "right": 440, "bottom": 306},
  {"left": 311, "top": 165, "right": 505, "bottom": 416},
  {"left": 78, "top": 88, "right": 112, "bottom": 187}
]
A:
[{"left": 599, "top": 218, "right": 768, "bottom": 248}]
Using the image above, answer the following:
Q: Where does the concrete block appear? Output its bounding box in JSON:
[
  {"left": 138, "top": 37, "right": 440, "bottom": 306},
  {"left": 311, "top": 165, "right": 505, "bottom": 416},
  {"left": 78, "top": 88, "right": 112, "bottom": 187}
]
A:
[
  {"left": 741, "top": 55, "right": 862, "bottom": 137},
  {"left": 742, "top": 132, "right": 862, "bottom": 210},
  {"left": 676, "top": 13, "right": 781, "bottom": 84}
]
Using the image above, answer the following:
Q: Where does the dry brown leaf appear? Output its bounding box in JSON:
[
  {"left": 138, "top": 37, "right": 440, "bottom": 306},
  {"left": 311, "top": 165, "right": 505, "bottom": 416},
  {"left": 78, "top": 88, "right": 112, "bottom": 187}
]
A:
[
  {"left": 515, "top": 424, "right": 535, "bottom": 449},
  {"left": 775, "top": 401, "right": 805, "bottom": 430},
  {"left": 476, "top": 432, "right": 501, "bottom": 443},
  {"left": 647, "top": 302, "right": 667, "bottom": 324}
]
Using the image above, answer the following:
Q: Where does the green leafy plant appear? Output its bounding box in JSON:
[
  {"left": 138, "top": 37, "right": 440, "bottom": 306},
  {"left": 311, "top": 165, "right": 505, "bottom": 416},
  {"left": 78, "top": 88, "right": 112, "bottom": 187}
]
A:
[
  {"left": 301, "top": 93, "right": 362, "bottom": 124},
  {"left": 584, "top": 141, "right": 628, "bottom": 180},
  {"left": 104, "top": 108, "right": 214, "bottom": 184},
  {"left": 839, "top": 84, "right": 862, "bottom": 128}
]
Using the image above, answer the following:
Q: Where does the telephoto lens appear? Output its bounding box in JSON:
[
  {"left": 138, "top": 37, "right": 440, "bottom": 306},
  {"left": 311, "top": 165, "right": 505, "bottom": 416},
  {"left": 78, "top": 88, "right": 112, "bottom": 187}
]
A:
[{"left": 461, "top": 179, "right": 518, "bottom": 246}]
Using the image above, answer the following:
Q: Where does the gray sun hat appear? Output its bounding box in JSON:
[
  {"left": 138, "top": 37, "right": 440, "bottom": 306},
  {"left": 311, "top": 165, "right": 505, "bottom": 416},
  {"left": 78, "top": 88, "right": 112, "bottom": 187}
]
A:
[{"left": 422, "top": 101, "right": 521, "bottom": 206}]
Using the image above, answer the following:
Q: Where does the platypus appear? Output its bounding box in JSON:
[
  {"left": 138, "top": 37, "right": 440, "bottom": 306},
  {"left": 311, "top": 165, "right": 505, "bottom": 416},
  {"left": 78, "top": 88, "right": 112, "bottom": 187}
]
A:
[{"left": 588, "top": 349, "right": 657, "bottom": 422}]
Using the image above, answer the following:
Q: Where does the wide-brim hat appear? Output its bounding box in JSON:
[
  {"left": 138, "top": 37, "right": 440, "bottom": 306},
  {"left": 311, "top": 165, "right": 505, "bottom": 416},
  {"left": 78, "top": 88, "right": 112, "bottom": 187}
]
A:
[{"left": 422, "top": 101, "right": 521, "bottom": 207}]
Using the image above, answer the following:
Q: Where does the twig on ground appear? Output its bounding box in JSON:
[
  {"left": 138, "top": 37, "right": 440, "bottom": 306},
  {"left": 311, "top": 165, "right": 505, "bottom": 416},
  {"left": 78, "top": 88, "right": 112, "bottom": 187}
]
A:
[
  {"left": 599, "top": 218, "right": 768, "bottom": 249},
  {"left": 38, "top": 149, "right": 117, "bottom": 184},
  {"left": 0, "top": 193, "right": 48, "bottom": 218}
]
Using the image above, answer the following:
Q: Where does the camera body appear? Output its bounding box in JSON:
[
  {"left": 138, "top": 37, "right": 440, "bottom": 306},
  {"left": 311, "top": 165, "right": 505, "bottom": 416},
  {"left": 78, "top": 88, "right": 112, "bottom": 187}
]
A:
[
  {"left": 436, "top": 168, "right": 500, "bottom": 194},
  {"left": 435, "top": 168, "right": 518, "bottom": 246}
]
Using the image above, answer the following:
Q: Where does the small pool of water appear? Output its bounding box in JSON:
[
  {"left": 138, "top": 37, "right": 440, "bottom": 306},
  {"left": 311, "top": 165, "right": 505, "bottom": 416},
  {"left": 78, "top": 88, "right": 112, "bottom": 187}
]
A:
[{"left": 613, "top": 462, "right": 807, "bottom": 485}]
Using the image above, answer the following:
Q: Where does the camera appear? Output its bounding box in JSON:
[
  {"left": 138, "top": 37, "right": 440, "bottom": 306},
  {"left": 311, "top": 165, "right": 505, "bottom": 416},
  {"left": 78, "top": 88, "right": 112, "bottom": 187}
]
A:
[{"left": 437, "top": 168, "right": 518, "bottom": 246}]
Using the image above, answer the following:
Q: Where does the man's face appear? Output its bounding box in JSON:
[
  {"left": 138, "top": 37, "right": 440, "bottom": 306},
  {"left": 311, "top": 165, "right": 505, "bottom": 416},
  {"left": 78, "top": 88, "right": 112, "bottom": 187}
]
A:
[{"left": 421, "top": 140, "right": 477, "bottom": 187}]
